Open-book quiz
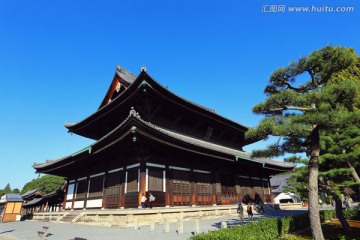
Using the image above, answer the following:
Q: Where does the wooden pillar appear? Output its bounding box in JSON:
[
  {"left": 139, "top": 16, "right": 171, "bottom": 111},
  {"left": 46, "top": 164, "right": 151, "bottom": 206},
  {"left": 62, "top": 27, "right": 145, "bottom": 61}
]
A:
[
  {"left": 211, "top": 171, "right": 217, "bottom": 205},
  {"left": 190, "top": 169, "right": 196, "bottom": 206},
  {"left": 102, "top": 171, "right": 108, "bottom": 209},
  {"left": 165, "top": 165, "right": 171, "bottom": 207},
  {"left": 268, "top": 179, "right": 274, "bottom": 203},
  {"left": 62, "top": 179, "right": 68, "bottom": 210},
  {"left": 234, "top": 175, "right": 241, "bottom": 203},
  {"left": 250, "top": 177, "right": 255, "bottom": 202},
  {"left": 120, "top": 169, "right": 126, "bottom": 208},
  {"left": 83, "top": 176, "right": 90, "bottom": 209},
  {"left": 261, "top": 177, "right": 266, "bottom": 203},
  {"left": 44, "top": 201, "right": 49, "bottom": 212},
  {"left": 138, "top": 161, "right": 147, "bottom": 208},
  {"left": 71, "top": 179, "right": 76, "bottom": 210}
]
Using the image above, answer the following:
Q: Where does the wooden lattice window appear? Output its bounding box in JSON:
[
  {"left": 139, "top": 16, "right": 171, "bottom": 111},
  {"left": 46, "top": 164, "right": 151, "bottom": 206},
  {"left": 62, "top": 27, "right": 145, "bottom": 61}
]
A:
[
  {"left": 75, "top": 179, "right": 87, "bottom": 199},
  {"left": 88, "top": 175, "right": 104, "bottom": 199},
  {"left": 148, "top": 169, "right": 163, "bottom": 191},
  {"left": 126, "top": 169, "right": 138, "bottom": 192},
  {"left": 172, "top": 170, "right": 191, "bottom": 206},
  {"left": 196, "top": 173, "right": 212, "bottom": 205}
]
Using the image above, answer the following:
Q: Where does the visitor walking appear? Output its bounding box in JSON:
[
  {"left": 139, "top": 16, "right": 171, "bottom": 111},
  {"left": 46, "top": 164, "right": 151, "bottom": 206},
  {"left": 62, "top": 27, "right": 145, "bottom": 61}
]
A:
[
  {"left": 258, "top": 202, "right": 265, "bottom": 213},
  {"left": 149, "top": 193, "right": 155, "bottom": 209},
  {"left": 237, "top": 203, "right": 244, "bottom": 221},
  {"left": 247, "top": 203, "right": 253, "bottom": 221},
  {"left": 141, "top": 193, "right": 147, "bottom": 208}
]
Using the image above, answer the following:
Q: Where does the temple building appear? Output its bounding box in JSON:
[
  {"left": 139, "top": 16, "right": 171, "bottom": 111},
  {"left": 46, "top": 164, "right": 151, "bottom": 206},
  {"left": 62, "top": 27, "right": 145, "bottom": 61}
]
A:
[
  {"left": 33, "top": 66, "right": 295, "bottom": 210},
  {"left": 22, "top": 188, "right": 64, "bottom": 213}
]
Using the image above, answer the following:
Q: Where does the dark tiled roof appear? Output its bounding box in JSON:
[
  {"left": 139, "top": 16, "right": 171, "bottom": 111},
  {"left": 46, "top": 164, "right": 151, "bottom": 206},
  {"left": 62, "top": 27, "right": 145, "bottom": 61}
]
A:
[
  {"left": 141, "top": 117, "right": 294, "bottom": 168},
  {"left": 270, "top": 174, "right": 292, "bottom": 193},
  {"left": 65, "top": 68, "right": 251, "bottom": 139},
  {"left": 116, "top": 65, "right": 137, "bottom": 84},
  {"left": 21, "top": 188, "right": 43, "bottom": 198},
  {"left": 4, "top": 194, "right": 23, "bottom": 202},
  {"left": 35, "top": 108, "right": 296, "bottom": 170},
  {"left": 22, "top": 197, "right": 43, "bottom": 207}
]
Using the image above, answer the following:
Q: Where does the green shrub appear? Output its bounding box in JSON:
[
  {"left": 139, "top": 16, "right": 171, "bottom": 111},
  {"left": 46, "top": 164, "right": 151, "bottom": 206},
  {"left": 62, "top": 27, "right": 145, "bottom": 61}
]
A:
[
  {"left": 320, "top": 209, "right": 336, "bottom": 222},
  {"left": 343, "top": 208, "right": 360, "bottom": 220},
  {"left": 190, "top": 218, "right": 280, "bottom": 240},
  {"left": 190, "top": 214, "right": 311, "bottom": 240},
  {"left": 190, "top": 209, "right": 359, "bottom": 240},
  {"left": 319, "top": 208, "right": 360, "bottom": 221}
]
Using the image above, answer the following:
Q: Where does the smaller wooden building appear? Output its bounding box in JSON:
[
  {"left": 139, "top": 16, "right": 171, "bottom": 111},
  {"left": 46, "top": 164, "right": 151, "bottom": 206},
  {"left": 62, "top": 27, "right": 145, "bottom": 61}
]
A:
[
  {"left": 0, "top": 194, "right": 23, "bottom": 223},
  {"left": 22, "top": 189, "right": 64, "bottom": 213}
]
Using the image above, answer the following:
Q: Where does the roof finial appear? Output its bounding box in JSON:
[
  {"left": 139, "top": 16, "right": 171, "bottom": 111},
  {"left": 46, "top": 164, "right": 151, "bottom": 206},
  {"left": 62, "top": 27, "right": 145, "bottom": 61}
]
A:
[
  {"left": 116, "top": 65, "right": 121, "bottom": 72},
  {"left": 141, "top": 65, "right": 147, "bottom": 72},
  {"left": 130, "top": 107, "right": 136, "bottom": 116}
]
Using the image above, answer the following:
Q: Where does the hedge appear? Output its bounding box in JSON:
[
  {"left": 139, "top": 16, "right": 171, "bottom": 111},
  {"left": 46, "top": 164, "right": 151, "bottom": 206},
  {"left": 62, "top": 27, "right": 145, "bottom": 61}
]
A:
[
  {"left": 190, "top": 207, "right": 360, "bottom": 240},
  {"left": 190, "top": 214, "right": 309, "bottom": 240}
]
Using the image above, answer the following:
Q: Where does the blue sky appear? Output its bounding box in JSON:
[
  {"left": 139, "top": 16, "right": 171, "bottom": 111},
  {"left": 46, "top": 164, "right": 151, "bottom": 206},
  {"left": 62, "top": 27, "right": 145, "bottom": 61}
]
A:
[{"left": 0, "top": 0, "right": 359, "bottom": 190}]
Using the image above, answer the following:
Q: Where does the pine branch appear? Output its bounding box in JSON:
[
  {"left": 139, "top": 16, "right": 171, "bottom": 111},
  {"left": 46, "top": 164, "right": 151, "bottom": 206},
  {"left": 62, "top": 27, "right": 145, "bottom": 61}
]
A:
[{"left": 269, "top": 105, "right": 315, "bottom": 112}]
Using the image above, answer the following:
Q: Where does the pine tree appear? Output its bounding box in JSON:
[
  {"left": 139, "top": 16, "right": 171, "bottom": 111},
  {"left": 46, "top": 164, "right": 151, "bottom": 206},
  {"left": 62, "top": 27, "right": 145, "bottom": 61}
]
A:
[
  {"left": 246, "top": 46, "right": 358, "bottom": 240},
  {"left": 4, "top": 183, "right": 12, "bottom": 194}
]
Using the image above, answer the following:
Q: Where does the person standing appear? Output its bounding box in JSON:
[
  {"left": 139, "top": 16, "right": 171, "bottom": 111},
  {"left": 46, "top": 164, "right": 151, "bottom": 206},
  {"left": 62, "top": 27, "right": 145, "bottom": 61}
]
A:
[
  {"left": 149, "top": 193, "right": 155, "bottom": 209},
  {"left": 141, "top": 193, "right": 147, "bottom": 208},
  {"left": 247, "top": 203, "right": 253, "bottom": 221},
  {"left": 237, "top": 203, "right": 244, "bottom": 221},
  {"left": 343, "top": 197, "right": 350, "bottom": 209}
]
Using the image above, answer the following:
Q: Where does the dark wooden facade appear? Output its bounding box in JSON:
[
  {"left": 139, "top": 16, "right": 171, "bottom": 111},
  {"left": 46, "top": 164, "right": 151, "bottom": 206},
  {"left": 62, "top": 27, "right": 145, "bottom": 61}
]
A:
[{"left": 34, "top": 66, "right": 294, "bottom": 210}]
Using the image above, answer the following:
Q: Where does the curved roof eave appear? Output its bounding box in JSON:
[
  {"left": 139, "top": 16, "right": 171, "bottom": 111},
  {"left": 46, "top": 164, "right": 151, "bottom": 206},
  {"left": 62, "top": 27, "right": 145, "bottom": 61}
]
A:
[{"left": 36, "top": 108, "right": 295, "bottom": 173}]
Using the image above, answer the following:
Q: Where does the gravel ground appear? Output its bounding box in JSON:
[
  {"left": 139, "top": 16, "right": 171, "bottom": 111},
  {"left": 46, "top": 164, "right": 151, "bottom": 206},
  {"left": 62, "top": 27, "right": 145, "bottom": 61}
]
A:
[{"left": 0, "top": 209, "right": 307, "bottom": 240}]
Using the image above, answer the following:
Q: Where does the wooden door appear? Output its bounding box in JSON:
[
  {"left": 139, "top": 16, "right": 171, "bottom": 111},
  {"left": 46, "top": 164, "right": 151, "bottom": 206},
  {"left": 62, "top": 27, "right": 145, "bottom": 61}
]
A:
[
  {"left": 172, "top": 170, "right": 190, "bottom": 206},
  {"left": 105, "top": 171, "right": 122, "bottom": 209},
  {"left": 220, "top": 174, "right": 236, "bottom": 204},
  {"left": 196, "top": 173, "right": 212, "bottom": 205}
]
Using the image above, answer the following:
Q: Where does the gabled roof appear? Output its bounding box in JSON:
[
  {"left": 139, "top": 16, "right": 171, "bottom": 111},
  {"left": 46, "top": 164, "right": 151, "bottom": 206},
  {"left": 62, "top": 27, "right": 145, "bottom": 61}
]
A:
[
  {"left": 270, "top": 174, "right": 292, "bottom": 193},
  {"left": 115, "top": 65, "right": 137, "bottom": 85},
  {"left": 35, "top": 108, "right": 295, "bottom": 175},
  {"left": 1, "top": 194, "right": 23, "bottom": 202},
  {"left": 21, "top": 188, "right": 44, "bottom": 198},
  {"left": 65, "top": 68, "right": 253, "bottom": 144},
  {"left": 98, "top": 65, "right": 137, "bottom": 109}
]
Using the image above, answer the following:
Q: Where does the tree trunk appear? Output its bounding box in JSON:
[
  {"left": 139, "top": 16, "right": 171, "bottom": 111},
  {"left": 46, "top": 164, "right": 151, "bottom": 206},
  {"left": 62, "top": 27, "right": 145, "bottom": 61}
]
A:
[
  {"left": 308, "top": 125, "right": 325, "bottom": 240},
  {"left": 347, "top": 162, "right": 360, "bottom": 183},
  {"left": 322, "top": 185, "right": 351, "bottom": 232}
]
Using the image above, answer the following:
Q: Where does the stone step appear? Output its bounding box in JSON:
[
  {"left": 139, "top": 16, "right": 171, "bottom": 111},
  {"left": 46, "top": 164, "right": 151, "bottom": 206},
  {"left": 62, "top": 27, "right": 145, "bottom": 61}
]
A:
[{"left": 59, "top": 213, "right": 81, "bottom": 223}]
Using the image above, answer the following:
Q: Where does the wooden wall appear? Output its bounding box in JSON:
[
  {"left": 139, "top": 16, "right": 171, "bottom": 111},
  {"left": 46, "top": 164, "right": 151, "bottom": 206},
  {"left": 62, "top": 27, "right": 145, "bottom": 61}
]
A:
[{"left": 1, "top": 202, "right": 22, "bottom": 223}]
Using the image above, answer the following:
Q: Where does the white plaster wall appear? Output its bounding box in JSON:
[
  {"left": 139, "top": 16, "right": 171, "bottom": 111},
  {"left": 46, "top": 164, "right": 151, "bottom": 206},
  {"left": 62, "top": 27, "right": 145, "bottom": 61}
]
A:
[
  {"left": 65, "top": 201, "right": 72, "bottom": 209},
  {"left": 73, "top": 201, "right": 84, "bottom": 209},
  {"left": 86, "top": 199, "right": 103, "bottom": 208}
]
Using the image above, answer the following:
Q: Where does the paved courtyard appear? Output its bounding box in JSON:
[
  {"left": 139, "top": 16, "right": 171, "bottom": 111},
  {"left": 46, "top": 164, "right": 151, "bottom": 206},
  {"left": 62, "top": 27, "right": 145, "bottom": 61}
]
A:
[{"left": 0, "top": 208, "right": 307, "bottom": 240}]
